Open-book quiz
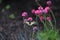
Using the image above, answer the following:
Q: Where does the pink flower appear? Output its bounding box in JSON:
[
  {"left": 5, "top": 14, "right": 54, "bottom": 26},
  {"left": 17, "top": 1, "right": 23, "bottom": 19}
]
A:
[
  {"left": 47, "top": 1, "right": 52, "bottom": 6},
  {"left": 35, "top": 10, "right": 40, "bottom": 15},
  {"left": 43, "top": 9, "right": 49, "bottom": 14},
  {"left": 35, "top": 10, "right": 43, "bottom": 15},
  {"left": 46, "top": 16, "right": 51, "bottom": 21},
  {"left": 43, "top": 7, "right": 50, "bottom": 13},
  {"left": 38, "top": 6, "right": 43, "bottom": 10},
  {"left": 39, "top": 10, "right": 43, "bottom": 15},
  {"left": 33, "top": 26, "right": 38, "bottom": 32},
  {"left": 40, "top": 16, "right": 44, "bottom": 22},
  {"left": 45, "top": 7, "right": 50, "bottom": 11},
  {"left": 27, "top": 17, "right": 33, "bottom": 21},
  {"left": 22, "top": 12, "right": 28, "bottom": 17},
  {"left": 31, "top": 9, "right": 35, "bottom": 13}
]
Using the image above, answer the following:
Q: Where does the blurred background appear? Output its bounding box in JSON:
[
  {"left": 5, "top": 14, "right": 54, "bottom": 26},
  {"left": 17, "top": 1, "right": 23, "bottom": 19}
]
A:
[{"left": 0, "top": 0, "right": 60, "bottom": 40}]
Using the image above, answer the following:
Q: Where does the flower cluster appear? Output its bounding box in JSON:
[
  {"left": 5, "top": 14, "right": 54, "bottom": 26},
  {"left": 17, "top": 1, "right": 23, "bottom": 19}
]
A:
[
  {"left": 22, "top": 0, "right": 52, "bottom": 22},
  {"left": 22, "top": 0, "right": 52, "bottom": 32},
  {"left": 31, "top": 6, "right": 51, "bottom": 22},
  {"left": 21, "top": 1, "right": 59, "bottom": 40}
]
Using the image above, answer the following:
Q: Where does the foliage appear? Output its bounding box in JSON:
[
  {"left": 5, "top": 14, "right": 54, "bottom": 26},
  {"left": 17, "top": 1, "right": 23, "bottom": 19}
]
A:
[
  {"left": 5, "top": 4, "right": 10, "bottom": 10},
  {"left": 37, "top": 30, "right": 59, "bottom": 40},
  {"left": 9, "top": 14, "right": 15, "bottom": 19}
]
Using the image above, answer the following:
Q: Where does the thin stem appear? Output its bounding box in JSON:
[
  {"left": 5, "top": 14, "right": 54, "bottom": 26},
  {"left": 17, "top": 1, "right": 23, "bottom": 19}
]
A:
[
  {"left": 49, "top": 20, "right": 53, "bottom": 30},
  {"left": 42, "top": 21, "right": 48, "bottom": 31},
  {"left": 43, "top": 14, "right": 49, "bottom": 31},
  {"left": 50, "top": 10, "right": 56, "bottom": 29}
]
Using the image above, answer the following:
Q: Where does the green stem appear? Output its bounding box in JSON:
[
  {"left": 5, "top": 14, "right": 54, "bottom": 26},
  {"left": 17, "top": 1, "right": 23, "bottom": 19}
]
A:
[
  {"left": 43, "top": 14, "right": 48, "bottom": 31},
  {"left": 42, "top": 21, "right": 48, "bottom": 31},
  {"left": 50, "top": 10, "right": 56, "bottom": 29},
  {"left": 49, "top": 20, "right": 53, "bottom": 30}
]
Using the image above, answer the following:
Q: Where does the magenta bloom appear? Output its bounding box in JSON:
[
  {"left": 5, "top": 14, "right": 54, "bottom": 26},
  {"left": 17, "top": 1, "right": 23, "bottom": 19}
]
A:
[
  {"left": 31, "top": 9, "right": 35, "bottom": 13},
  {"left": 35, "top": 10, "right": 43, "bottom": 15},
  {"left": 43, "top": 7, "right": 50, "bottom": 13},
  {"left": 45, "top": 7, "right": 50, "bottom": 11},
  {"left": 27, "top": 17, "right": 33, "bottom": 21},
  {"left": 40, "top": 16, "right": 44, "bottom": 22},
  {"left": 22, "top": 12, "right": 28, "bottom": 17},
  {"left": 35, "top": 10, "right": 40, "bottom": 15},
  {"left": 46, "top": 16, "right": 51, "bottom": 21},
  {"left": 47, "top": 1, "right": 52, "bottom": 6},
  {"left": 38, "top": 6, "right": 43, "bottom": 10},
  {"left": 43, "top": 9, "right": 49, "bottom": 14},
  {"left": 33, "top": 26, "right": 38, "bottom": 32},
  {"left": 39, "top": 10, "right": 44, "bottom": 15}
]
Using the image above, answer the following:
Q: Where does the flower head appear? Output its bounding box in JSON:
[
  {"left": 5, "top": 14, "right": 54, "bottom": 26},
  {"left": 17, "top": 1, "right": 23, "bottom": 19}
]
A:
[
  {"left": 45, "top": 7, "right": 50, "bottom": 11},
  {"left": 31, "top": 9, "right": 35, "bottom": 13},
  {"left": 22, "top": 12, "right": 28, "bottom": 17},
  {"left": 33, "top": 26, "right": 38, "bottom": 32},
  {"left": 27, "top": 17, "right": 33, "bottom": 21},
  {"left": 40, "top": 16, "right": 44, "bottom": 22},
  {"left": 35, "top": 10, "right": 43, "bottom": 15},
  {"left": 47, "top": 1, "right": 52, "bottom": 6},
  {"left": 35, "top": 10, "right": 40, "bottom": 15},
  {"left": 46, "top": 16, "right": 51, "bottom": 21},
  {"left": 39, "top": 10, "right": 44, "bottom": 15},
  {"left": 43, "top": 7, "right": 50, "bottom": 14},
  {"left": 43, "top": 9, "right": 49, "bottom": 14}
]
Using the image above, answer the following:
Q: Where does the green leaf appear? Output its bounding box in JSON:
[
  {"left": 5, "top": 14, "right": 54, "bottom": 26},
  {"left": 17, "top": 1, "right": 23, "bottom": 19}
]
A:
[
  {"left": 9, "top": 14, "right": 15, "bottom": 19},
  {"left": 37, "top": 32, "right": 49, "bottom": 40},
  {"left": 37, "top": 30, "right": 59, "bottom": 40},
  {"left": 5, "top": 4, "right": 10, "bottom": 10}
]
